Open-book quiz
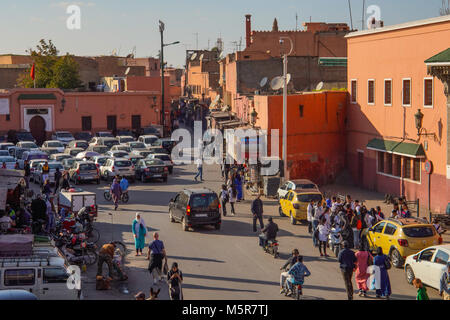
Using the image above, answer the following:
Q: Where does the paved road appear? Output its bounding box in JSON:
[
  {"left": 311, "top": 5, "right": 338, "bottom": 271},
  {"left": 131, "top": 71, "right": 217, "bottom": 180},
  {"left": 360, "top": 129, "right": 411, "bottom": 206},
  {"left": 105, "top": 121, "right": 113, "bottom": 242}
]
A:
[{"left": 31, "top": 162, "right": 442, "bottom": 300}]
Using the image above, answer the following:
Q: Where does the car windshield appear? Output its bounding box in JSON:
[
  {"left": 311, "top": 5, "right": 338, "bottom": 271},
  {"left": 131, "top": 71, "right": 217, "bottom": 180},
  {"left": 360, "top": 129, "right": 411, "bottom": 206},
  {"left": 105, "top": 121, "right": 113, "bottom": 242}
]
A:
[
  {"left": 76, "top": 132, "right": 91, "bottom": 140},
  {"left": 155, "top": 155, "right": 171, "bottom": 161},
  {"left": 143, "top": 127, "right": 158, "bottom": 134},
  {"left": 98, "top": 132, "right": 114, "bottom": 137},
  {"left": 55, "top": 155, "right": 70, "bottom": 161},
  {"left": 190, "top": 194, "right": 219, "bottom": 210},
  {"left": 16, "top": 132, "right": 34, "bottom": 140},
  {"left": 57, "top": 132, "right": 73, "bottom": 138},
  {"left": 47, "top": 142, "right": 63, "bottom": 147},
  {"left": 92, "top": 146, "right": 108, "bottom": 153},
  {"left": 144, "top": 137, "right": 158, "bottom": 144},
  {"left": 103, "top": 140, "right": 119, "bottom": 147},
  {"left": 297, "top": 183, "right": 316, "bottom": 189},
  {"left": 119, "top": 137, "right": 134, "bottom": 143},
  {"left": 115, "top": 160, "right": 132, "bottom": 167},
  {"left": 130, "top": 142, "right": 145, "bottom": 148},
  {"left": 22, "top": 142, "right": 38, "bottom": 148},
  {"left": 75, "top": 142, "right": 88, "bottom": 148},
  {"left": 79, "top": 163, "right": 97, "bottom": 170},
  {"left": 402, "top": 226, "right": 435, "bottom": 238},
  {"left": 64, "top": 159, "right": 76, "bottom": 166},
  {"left": 96, "top": 158, "right": 108, "bottom": 165},
  {"left": 32, "top": 161, "right": 46, "bottom": 168},
  {"left": 297, "top": 194, "right": 323, "bottom": 202},
  {"left": 139, "top": 151, "right": 151, "bottom": 157},
  {"left": 0, "top": 157, "right": 15, "bottom": 162},
  {"left": 16, "top": 149, "right": 27, "bottom": 159},
  {"left": 114, "top": 152, "right": 128, "bottom": 157},
  {"left": 70, "top": 150, "right": 82, "bottom": 156},
  {"left": 48, "top": 163, "right": 63, "bottom": 169},
  {"left": 145, "top": 159, "right": 163, "bottom": 166},
  {"left": 116, "top": 146, "right": 131, "bottom": 152},
  {"left": 28, "top": 154, "right": 48, "bottom": 160},
  {"left": 0, "top": 151, "right": 9, "bottom": 156}
]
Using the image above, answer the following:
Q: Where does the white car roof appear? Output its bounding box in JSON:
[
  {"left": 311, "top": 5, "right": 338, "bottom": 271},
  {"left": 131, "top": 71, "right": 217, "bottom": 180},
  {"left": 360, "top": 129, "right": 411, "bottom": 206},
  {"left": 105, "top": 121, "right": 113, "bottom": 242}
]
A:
[
  {"left": 141, "top": 135, "right": 158, "bottom": 138},
  {"left": 44, "top": 140, "right": 63, "bottom": 143}
]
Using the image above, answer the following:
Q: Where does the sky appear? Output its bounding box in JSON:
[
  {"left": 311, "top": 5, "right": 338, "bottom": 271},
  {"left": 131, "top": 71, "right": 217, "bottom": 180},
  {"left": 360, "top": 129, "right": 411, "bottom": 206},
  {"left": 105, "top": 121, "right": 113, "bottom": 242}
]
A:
[{"left": 0, "top": 0, "right": 447, "bottom": 68}]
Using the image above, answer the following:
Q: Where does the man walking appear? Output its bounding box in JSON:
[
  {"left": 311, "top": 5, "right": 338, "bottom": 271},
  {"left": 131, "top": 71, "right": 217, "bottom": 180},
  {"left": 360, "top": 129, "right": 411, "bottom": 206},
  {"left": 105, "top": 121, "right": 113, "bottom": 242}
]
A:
[
  {"left": 53, "top": 167, "right": 62, "bottom": 195},
  {"left": 194, "top": 158, "right": 203, "bottom": 182},
  {"left": 338, "top": 241, "right": 357, "bottom": 300},
  {"left": 251, "top": 194, "right": 264, "bottom": 232},
  {"left": 146, "top": 232, "right": 166, "bottom": 285}
]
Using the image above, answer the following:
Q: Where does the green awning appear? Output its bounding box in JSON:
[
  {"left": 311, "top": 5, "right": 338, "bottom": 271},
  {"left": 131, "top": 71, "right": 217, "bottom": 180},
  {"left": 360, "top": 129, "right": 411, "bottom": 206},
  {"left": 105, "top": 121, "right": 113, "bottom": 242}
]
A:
[
  {"left": 366, "top": 138, "right": 426, "bottom": 158},
  {"left": 318, "top": 57, "right": 347, "bottom": 67},
  {"left": 425, "top": 48, "right": 450, "bottom": 65},
  {"left": 18, "top": 93, "right": 57, "bottom": 100}
]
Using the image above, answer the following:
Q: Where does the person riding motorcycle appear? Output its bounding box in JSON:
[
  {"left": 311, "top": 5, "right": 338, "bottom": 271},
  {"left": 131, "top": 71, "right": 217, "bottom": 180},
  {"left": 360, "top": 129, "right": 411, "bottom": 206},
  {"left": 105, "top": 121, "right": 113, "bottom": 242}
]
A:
[
  {"left": 119, "top": 176, "right": 129, "bottom": 195},
  {"left": 284, "top": 255, "right": 311, "bottom": 296},
  {"left": 259, "top": 217, "right": 279, "bottom": 248}
]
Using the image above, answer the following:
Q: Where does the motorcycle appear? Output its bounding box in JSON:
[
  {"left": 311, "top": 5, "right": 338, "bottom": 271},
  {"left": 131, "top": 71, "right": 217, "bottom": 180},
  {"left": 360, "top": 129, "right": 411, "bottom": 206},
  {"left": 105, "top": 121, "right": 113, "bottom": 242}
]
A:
[
  {"left": 54, "top": 231, "right": 98, "bottom": 266},
  {"left": 261, "top": 236, "right": 279, "bottom": 258},
  {"left": 328, "top": 226, "right": 343, "bottom": 257}
]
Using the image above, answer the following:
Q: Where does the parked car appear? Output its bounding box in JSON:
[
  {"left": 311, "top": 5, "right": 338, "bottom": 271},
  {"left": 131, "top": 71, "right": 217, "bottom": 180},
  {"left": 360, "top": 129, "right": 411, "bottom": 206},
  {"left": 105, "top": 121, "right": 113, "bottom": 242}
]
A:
[
  {"left": 16, "top": 141, "right": 39, "bottom": 150},
  {"left": 51, "top": 131, "right": 75, "bottom": 146},
  {"left": 110, "top": 145, "right": 132, "bottom": 153},
  {"left": 106, "top": 150, "right": 129, "bottom": 158},
  {"left": 42, "top": 140, "right": 65, "bottom": 153},
  {"left": 92, "top": 155, "right": 111, "bottom": 169},
  {"left": 127, "top": 141, "right": 147, "bottom": 151},
  {"left": 128, "top": 154, "right": 143, "bottom": 166},
  {"left": 64, "top": 147, "right": 84, "bottom": 157},
  {"left": 278, "top": 188, "right": 324, "bottom": 225},
  {"left": 86, "top": 145, "right": 109, "bottom": 154},
  {"left": 147, "top": 153, "right": 173, "bottom": 173},
  {"left": 277, "top": 179, "right": 319, "bottom": 199},
  {"left": 29, "top": 159, "right": 47, "bottom": 181},
  {"left": 404, "top": 244, "right": 449, "bottom": 290},
  {"left": 135, "top": 158, "right": 168, "bottom": 183},
  {"left": 0, "top": 150, "right": 9, "bottom": 157},
  {"left": 361, "top": 218, "right": 443, "bottom": 268},
  {"left": 152, "top": 138, "right": 177, "bottom": 153},
  {"left": 75, "top": 151, "right": 100, "bottom": 161},
  {"left": 0, "top": 143, "right": 14, "bottom": 151},
  {"left": 138, "top": 126, "right": 161, "bottom": 138},
  {"left": 61, "top": 158, "right": 79, "bottom": 171},
  {"left": 89, "top": 137, "right": 119, "bottom": 150},
  {"left": 0, "top": 156, "right": 16, "bottom": 169},
  {"left": 117, "top": 135, "right": 135, "bottom": 144},
  {"left": 7, "top": 130, "right": 35, "bottom": 144},
  {"left": 101, "top": 158, "right": 135, "bottom": 182},
  {"left": 138, "top": 135, "right": 159, "bottom": 148},
  {"left": 131, "top": 150, "right": 153, "bottom": 158},
  {"left": 168, "top": 188, "right": 221, "bottom": 231},
  {"left": 148, "top": 147, "right": 169, "bottom": 155},
  {"left": 49, "top": 153, "right": 73, "bottom": 162},
  {"left": 33, "top": 161, "right": 64, "bottom": 186},
  {"left": 40, "top": 147, "right": 60, "bottom": 157},
  {"left": 17, "top": 151, "right": 49, "bottom": 169},
  {"left": 95, "top": 131, "right": 114, "bottom": 138},
  {"left": 68, "top": 161, "right": 100, "bottom": 185},
  {"left": 67, "top": 140, "right": 89, "bottom": 150},
  {"left": 9, "top": 147, "right": 28, "bottom": 160},
  {"left": 74, "top": 131, "right": 93, "bottom": 142}
]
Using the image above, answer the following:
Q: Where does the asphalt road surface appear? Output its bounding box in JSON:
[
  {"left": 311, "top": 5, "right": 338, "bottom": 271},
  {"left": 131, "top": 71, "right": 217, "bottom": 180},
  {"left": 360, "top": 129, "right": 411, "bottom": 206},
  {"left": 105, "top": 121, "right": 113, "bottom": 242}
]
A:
[{"left": 31, "top": 163, "right": 442, "bottom": 300}]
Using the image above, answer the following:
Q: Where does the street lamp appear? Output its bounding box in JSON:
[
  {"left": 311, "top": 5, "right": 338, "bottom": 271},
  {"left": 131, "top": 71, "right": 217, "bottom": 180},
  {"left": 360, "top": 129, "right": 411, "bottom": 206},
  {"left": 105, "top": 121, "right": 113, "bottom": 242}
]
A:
[
  {"left": 250, "top": 108, "right": 258, "bottom": 126},
  {"left": 414, "top": 108, "right": 436, "bottom": 138},
  {"left": 159, "top": 20, "right": 179, "bottom": 135},
  {"left": 279, "top": 36, "right": 293, "bottom": 180}
]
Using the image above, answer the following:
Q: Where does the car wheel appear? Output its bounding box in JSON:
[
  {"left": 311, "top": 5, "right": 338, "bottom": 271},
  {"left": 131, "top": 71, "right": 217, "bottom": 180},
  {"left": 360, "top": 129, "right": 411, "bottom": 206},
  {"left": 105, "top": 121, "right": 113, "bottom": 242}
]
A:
[
  {"left": 169, "top": 209, "right": 175, "bottom": 223},
  {"left": 405, "top": 265, "right": 415, "bottom": 284},
  {"left": 181, "top": 218, "right": 188, "bottom": 231},
  {"left": 290, "top": 212, "right": 297, "bottom": 225},
  {"left": 390, "top": 248, "right": 404, "bottom": 268},
  {"left": 278, "top": 206, "right": 284, "bottom": 217}
]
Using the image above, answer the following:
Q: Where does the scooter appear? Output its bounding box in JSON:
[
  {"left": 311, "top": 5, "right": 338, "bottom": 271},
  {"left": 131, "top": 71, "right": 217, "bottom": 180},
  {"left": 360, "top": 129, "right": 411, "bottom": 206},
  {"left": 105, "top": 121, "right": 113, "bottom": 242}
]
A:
[{"left": 328, "top": 226, "right": 343, "bottom": 257}]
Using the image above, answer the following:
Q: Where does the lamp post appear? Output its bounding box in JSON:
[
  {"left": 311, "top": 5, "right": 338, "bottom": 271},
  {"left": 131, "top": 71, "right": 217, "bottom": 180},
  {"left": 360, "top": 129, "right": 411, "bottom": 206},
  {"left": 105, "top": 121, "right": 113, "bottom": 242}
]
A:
[
  {"left": 159, "top": 20, "right": 179, "bottom": 135},
  {"left": 279, "top": 36, "right": 293, "bottom": 180}
]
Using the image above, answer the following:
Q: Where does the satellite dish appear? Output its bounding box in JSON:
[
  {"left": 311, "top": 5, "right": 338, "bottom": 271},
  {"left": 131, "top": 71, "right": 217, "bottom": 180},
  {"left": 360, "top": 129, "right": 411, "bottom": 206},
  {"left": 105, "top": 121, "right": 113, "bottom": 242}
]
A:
[
  {"left": 218, "top": 51, "right": 224, "bottom": 59},
  {"left": 199, "top": 54, "right": 204, "bottom": 60},
  {"left": 285, "top": 74, "right": 291, "bottom": 87},
  {"left": 270, "top": 76, "right": 284, "bottom": 91},
  {"left": 259, "top": 77, "right": 268, "bottom": 88},
  {"left": 190, "top": 52, "right": 197, "bottom": 61},
  {"left": 124, "top": 67, "right": 131, "bottom": 75},
  {"left": 316, "top": 81, "right": 324, "bottom": 91},
  {"left": 214, "top": 95, "right": 220, "bottom": 103}
]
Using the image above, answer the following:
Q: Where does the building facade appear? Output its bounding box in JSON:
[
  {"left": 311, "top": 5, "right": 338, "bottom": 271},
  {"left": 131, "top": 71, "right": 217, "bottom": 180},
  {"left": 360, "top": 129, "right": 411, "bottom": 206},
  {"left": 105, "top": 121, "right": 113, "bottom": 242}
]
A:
[{"left": 346, "top": 15, "right": 450, "bottom": 214}]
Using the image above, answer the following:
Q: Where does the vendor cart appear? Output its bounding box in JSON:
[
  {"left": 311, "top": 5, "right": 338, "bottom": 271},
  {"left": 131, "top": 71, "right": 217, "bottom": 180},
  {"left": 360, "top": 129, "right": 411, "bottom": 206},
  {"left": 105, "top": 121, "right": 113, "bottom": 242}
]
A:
[{"left": 57, "top": 188, "right": 97, "bottom": 219}]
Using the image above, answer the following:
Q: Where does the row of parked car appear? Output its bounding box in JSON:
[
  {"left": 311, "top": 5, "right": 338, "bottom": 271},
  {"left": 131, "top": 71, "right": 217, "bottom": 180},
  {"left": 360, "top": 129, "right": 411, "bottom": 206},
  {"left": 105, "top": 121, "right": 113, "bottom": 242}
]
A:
[{"left": 0, "top": 129, "right": 176, "bottom": 186}]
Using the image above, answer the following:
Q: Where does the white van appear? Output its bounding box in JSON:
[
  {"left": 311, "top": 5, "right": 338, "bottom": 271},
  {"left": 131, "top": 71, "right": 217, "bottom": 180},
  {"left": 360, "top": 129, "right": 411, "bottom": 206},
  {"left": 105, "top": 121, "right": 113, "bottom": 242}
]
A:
[{"left": 0, "top": 252, "right": 81, "bottom": 300}]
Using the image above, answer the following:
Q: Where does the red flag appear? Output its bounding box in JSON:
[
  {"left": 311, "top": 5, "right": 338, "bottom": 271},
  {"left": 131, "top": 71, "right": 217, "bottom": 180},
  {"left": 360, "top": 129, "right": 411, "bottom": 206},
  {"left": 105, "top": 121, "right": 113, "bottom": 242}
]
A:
[{"left": 30, "top": 63, "right": 35, "bottom": 80}]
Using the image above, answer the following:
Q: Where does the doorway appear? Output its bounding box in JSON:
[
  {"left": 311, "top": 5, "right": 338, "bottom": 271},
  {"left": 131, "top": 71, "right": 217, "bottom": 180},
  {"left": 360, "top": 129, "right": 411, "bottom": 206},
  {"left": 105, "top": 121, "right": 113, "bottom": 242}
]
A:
[
  {"left": 29, "top": 116, "right": 46, "bottom": 145},
  {"left": 107, "top": 115, "right": 117, "bottom": 135}
]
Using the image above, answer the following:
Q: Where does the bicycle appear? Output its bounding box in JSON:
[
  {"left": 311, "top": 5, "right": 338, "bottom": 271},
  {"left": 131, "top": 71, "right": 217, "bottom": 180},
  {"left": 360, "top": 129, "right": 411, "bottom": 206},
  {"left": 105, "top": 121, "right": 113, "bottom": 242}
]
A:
[{"left": 104, "top": 189, "right": 129, "bottom": 204}]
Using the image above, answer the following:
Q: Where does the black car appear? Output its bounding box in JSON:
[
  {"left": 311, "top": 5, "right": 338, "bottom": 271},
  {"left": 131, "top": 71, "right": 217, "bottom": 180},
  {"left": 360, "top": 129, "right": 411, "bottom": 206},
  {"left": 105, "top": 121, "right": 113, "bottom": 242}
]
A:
[
  {"left": 7, "top": 130, "right": 36, "bottom": 144},
  {"left": 135, "top": 159, "right": 168, "bottom": 182},
  {"left": 168, "top": 188, "right": 221, "bottom": 231},
  {"left": 74, "top": 131, "right": 93, "bottom": 142},
  {"left": 139, "top": 126, "right": 161, "bottom": 138}
]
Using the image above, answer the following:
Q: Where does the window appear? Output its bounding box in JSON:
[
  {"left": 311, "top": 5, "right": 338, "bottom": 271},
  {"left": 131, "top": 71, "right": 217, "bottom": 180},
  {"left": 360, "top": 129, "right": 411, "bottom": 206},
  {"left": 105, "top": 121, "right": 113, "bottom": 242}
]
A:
[
  {"left": 433, "top": 250, "right": 449, "bottom": 265},
  {"left": 403, "top": 226, "right": 434, "bottom": 238},
  {"left": 287, "top": 192, "right": 294, "bottom": 201},
  {"left": 413, "top": 158, "right": 421, "bottom": 182},
  {"left": 424, "top": 78, "right": 433, "bottom": 108},
  {"left": 4, "top": 269, "right": 35, "bottom": 286},
  {"left": 384, "top": 223, "right": 397, "bottom": 235},
  {"left": 403, "top": 157, "right": 411, "bottom": 179},
  {"left": 351, "top": 80, "right": 357, "bottom": 103},
  {"left": 107, "top": 115, "right": 117, "bottom": 132},
  {"left": 402, "top": 79, "right": 411, "bottom": 106},
  {"left": 377, "top": 152, "right": 384, "bottom": 172},
  {"left": 297, "top": 194, "right": 322, "bottom": 202},
  {"left": 384, "top": 79, "right": 392, "bottom": 106},
  {"left": 419, "top": 248, "right": 436, "bottom": 261},
  {"left": 393, "top": 155, "right": 402, "bottom": 177},
  {"left": 367, "top": 80, "right": 375, "bottom": 105},
  {"left": 299, "top": 105, "right": 304, "bottom": 117},
  {"left": 386, "top": 153, "right": 393, "bottom": 175},
  {"left": 373, "top": 222, "right": 385, "bottom": 233},
  {"left": 43, "top": 268, "right": 69, "bottom": 284}
]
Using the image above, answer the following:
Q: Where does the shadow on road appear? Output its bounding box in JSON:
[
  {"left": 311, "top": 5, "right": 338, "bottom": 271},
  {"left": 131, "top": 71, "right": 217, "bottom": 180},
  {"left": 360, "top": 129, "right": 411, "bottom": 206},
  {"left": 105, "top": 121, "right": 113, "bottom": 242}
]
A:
[
  {"left": 183, "top": 273, "right": 279, "bottom": 286},
  {"left": 182, "top": 283, "right": 258, "bottom": 293},
  {"left": 167, "top": 255, "right": 225, "bottom": 263}
]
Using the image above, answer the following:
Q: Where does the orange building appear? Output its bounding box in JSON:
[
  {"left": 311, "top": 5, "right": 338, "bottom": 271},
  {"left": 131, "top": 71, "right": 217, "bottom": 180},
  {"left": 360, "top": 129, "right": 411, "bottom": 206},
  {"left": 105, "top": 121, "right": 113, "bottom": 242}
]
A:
[
  {"left": 346, "top": 15, "right": 450, "bottom": 214},
  {"left": 252, "top": 91, "right": 347, "bottom": 184}
]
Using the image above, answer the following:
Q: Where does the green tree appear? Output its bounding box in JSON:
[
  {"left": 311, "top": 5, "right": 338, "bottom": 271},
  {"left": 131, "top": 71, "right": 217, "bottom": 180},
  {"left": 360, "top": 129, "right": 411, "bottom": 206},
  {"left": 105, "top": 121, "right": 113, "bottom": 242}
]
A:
[{"left": 17, "top": 39, "right": 82, "bottom": 89}]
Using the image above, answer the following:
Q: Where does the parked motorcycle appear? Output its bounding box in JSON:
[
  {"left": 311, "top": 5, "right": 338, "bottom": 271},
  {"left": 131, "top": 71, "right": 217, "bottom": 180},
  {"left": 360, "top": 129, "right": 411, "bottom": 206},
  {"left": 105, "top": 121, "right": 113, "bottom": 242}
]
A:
[
  {"left": 54, "top": 232, "right": 98, "bottom": 266},
  {"left": 328, "top": 226, "right": 343, "bottom": 257}
]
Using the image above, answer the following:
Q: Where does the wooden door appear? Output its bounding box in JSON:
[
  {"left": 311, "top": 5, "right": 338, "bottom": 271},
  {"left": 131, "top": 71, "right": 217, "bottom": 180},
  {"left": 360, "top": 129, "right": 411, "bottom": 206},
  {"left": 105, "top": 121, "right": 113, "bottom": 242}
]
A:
[{"left": 29, "top": 116, "right": 46, "bottom": 145}]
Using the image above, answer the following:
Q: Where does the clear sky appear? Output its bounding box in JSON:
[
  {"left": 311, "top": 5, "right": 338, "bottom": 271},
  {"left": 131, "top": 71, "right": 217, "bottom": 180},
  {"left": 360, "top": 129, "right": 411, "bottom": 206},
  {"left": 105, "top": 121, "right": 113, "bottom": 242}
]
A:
[{"left": 0, "top": 0, "right": 446, "bottom": 68}]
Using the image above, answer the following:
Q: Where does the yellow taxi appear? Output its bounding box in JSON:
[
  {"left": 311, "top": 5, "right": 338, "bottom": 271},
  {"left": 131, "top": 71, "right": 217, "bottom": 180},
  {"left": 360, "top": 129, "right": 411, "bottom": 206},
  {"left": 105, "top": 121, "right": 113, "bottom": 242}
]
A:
[
  {"left": 278, "top": 188, "right": 324, "bottom": 225},
  {"left": 362, "top": 218, "right": 443, "bottom": 268}
]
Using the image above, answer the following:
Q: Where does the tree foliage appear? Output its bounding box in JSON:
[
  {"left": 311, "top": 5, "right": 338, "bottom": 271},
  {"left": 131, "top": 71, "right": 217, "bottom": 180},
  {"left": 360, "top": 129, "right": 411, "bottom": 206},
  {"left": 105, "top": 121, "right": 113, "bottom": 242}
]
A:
[{"left": 17, "top": 39, "right": 82, "bottom": 89}]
